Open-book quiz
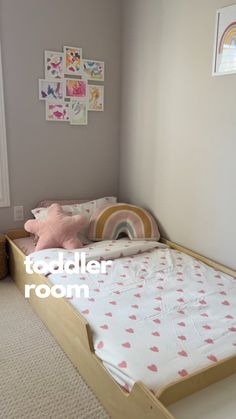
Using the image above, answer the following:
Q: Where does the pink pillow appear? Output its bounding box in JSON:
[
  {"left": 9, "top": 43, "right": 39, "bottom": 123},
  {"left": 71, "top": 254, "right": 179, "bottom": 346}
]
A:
[{"left": 25, "top": 204, "right": 86, "bottom": 251}]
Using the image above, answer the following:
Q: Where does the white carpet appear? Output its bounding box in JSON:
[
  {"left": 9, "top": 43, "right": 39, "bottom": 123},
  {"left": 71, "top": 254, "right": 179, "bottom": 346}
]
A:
[{"left": 0, "top": 277, "right": 109, "bottom": 419}]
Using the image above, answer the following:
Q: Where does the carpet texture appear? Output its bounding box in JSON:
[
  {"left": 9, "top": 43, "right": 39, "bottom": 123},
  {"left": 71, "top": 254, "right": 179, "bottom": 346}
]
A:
[{"left": 0, "top": 277, "right": 109, "bottom": 419}]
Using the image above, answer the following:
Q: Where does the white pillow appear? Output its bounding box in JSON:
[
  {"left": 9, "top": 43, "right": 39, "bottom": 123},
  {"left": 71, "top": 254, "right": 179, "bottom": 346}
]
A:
[{"left": 31, "top": 197, "right": 117, "bottom": 244}]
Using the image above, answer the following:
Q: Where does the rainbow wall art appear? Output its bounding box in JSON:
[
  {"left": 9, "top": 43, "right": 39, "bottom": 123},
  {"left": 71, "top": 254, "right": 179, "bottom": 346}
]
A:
[
  {"left": 213, "top": 4, "right": 236, "bottom": 75},
  {"left": 218, "top": 21, "right": 236, "bottom": 54}
]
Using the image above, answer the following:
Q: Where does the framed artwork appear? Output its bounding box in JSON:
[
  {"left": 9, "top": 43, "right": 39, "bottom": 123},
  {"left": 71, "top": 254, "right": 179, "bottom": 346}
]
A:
[
  {"left": 45, "top": 51, "right": 63, "bottom": 79},
  {"left": 39, "top": 79, "right": 63, "bottom": 101},
  {"left": 45, "top": 102, "right": 70, "bottom": 122},
  {"left": 213, "top": 4, "right": 236, "bottom": 75},
  {"left": 64, "top": 78, "right": 87, "bottom": 98},
  {"left": 69, "top": 100, "right": 88, "bottom": 125},
  {"left": 64, "top": 46, "right": 82, "bottom": 75},
  {"left": 88, "top": 85, "right": 104, "bottom": 111},
  {"left": 38, "top": 45, "right": 105, "bottom": 126},
  {"left": 83, "top": 59, "right": 105, "bottom": 81}
]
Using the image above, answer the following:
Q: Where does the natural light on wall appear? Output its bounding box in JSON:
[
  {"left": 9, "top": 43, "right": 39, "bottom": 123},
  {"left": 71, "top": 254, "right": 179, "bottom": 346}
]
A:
[{"left": 0, "top": 40, "right": 10, "bottom": 207}]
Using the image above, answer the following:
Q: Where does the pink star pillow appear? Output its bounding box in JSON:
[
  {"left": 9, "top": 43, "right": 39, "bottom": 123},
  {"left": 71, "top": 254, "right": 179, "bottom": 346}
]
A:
[{"left": 24, "top": 203, "right": 87, "bottom": 251}]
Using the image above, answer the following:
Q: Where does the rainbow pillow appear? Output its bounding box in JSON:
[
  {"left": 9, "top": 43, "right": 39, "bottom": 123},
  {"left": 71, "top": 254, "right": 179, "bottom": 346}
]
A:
[{"left": 88, "top": 203, "right": 160, "bottom": 241}]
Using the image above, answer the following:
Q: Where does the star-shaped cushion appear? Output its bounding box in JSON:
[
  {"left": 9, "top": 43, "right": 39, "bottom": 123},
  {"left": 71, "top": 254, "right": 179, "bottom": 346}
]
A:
[{"left": 24, "top": 203, "right": 87, "bottom": 251}]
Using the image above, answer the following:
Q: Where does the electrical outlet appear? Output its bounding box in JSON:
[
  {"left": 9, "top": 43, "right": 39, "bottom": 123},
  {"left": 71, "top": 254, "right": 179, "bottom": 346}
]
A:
[{"left": 14, "top": 206, "right": 24, "bottom": 222}]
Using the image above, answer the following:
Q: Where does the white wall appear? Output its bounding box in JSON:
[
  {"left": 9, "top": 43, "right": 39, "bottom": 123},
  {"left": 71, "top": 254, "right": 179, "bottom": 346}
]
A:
[
  {"left": 120, "top": 0, "right": 236, "bottom": 269},
  {"left": 0, "top": 0, "right": 121, "bottom": 231}
]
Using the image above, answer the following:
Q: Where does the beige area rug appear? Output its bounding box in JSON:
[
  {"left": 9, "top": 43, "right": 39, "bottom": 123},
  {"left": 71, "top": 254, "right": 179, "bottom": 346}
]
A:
[{"left": 0, "top": 277, "right": 109, "bottom": 419}]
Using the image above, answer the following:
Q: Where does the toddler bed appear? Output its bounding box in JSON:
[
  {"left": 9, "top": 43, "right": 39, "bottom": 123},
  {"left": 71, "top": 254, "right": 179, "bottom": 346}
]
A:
[{"left": 6, "top": 229, "right": 236, "bottom": 419}]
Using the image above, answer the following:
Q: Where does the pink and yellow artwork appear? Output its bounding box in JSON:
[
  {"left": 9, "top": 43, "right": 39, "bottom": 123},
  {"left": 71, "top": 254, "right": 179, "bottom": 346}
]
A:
[
  {"left": 88, "top": 85, "right": 104, "bottom": 111},
  {"left": 45, "top": 51, "right": 63, "bottom": 79},
  {"left": 83, "top": 59, "right": 104, "bottom": 81},
  {"left": 69, "top": 100, "right": 88, "bottom": 125},
  {"left": 64, "top": 46, "right": 82, "bottom": 75},
  {"left": 65, "top": 78, "right": 87, "bottom": 98},
  {"left": 46, "top": 102, "right": 70, "bottom": 122}
]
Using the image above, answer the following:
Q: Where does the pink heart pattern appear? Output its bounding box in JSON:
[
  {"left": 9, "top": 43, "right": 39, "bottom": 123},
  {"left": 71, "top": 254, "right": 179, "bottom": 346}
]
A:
[
  {"left": 178, "top": 350, "right": 188, "bottom": 357},
  {"left": 150, "top": 346, "right": 159, "bottom": 352},
  {"left": 147, "top": 364, "right": 158, "bottom": 372},
  {"left": 97, "top": 341, "right": 104, "bottom": 349},
  {"left": 39, "top": 241, "right": 236, "bottom": 394},
  {"left": 229, "top": 327, "right": 236, "bottom": 332},
  {"left": 122, "top": 342, "right": 131, "bottom": 348},
  {"left": 100, "top": 324, "right": 108, "bottom": 330},
  {"left": 207, "top": 354, "right": 218, "bottom": 363},
  {"left": 178, "top": 369, "right": 188, "bottom": 377},
  {"left": 118, "top": 361, "right": 127, "bottom": 369},
  {"left": 82, "top": 309, "right": 89, "bottom": 315},
  {"left": 205, "top": 338, "right": 214, "bottom": 344}
]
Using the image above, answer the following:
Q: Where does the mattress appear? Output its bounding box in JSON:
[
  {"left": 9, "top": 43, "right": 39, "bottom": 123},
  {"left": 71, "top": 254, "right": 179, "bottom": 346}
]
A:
[
  {"left": 14, "top": 236, "right": 36, "bottom": 255},
  {"left": 14, "top": 237, "right": 236, "bottom": 394}
]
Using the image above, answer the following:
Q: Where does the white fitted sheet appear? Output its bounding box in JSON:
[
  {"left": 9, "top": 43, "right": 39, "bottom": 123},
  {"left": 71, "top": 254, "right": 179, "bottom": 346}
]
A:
[{"left": 26, "top": 239, "right": 236, "bottom": 393}]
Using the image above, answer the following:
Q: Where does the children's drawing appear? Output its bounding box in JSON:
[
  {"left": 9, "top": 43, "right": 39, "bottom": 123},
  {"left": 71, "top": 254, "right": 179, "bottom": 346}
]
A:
[
  {"left": 39, "top": 79, "right": 63, "bottom": 100},
  {"left": 64, "top": 46, "right": 82, "bottom": 75},
  {"left": 45, "top": 51, "right": 63, "bottom": 79},
  {"left": 83, "top": 59, "right": 104, "bottom": 81},
  {"left": 65, "top": 78, "right": 87, "bottom": 98},
  {"left": 88, "top": 85, "right": 104, "bottom": 111},
  {"left": 69, "top": 100, "right": 88, "bottom": 125},
  {"left": 46, "top": 102, "right": 69, "bottom": 122}
]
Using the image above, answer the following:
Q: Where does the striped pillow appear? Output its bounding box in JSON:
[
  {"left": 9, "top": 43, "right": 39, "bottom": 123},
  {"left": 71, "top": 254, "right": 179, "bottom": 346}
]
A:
[{"left": 88, "top": 203, "right": 160, "bottom": 241}]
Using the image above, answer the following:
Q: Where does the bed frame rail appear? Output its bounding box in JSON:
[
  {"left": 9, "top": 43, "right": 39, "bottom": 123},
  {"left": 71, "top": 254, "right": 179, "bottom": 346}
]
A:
[{"left": 161, "top": 238, "right": 236, "bottom": 278}]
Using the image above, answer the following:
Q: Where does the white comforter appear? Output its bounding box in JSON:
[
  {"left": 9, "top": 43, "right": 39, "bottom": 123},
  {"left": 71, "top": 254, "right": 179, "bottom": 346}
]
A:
[{"left": 29, "top": 239, "right": 236, "bottom": 393}]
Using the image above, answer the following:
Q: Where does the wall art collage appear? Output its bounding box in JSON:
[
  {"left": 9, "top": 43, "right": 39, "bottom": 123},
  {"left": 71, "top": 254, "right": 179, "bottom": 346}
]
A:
[{"left": 39, "top": 46, "right": 104, "bottom": 125}]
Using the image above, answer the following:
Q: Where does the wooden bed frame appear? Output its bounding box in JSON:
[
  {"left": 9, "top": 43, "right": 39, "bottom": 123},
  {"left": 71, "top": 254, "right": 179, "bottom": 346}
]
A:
[{"left": 6, "top": 229, "right": 236, "bottom": 419}]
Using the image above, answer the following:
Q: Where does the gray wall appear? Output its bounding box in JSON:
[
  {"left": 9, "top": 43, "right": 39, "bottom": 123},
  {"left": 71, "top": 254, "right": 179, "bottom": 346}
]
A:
[
  {"left": 120, "top": 0, "right": 236, "bottom": 269},
  {"left": 0, "top": 0, "right": 121, "bottom": 231},
  {"left": 1, "top": 0, "right": 235, "bottom": 270}
]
